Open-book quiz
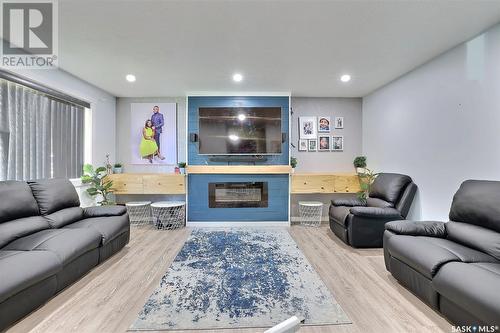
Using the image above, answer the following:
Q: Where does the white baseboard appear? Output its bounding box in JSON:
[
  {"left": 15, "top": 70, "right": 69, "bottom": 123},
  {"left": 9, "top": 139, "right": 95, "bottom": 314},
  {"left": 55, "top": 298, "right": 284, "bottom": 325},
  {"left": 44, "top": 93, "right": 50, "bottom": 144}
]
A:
[{"left": 187, "top": 221, "right": 290, "bottom": 227}]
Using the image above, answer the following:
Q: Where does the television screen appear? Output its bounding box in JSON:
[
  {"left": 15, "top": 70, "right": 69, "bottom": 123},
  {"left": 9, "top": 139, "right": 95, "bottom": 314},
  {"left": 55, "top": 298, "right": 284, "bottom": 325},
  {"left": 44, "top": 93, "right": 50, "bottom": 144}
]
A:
[{"left": 198, "top": 107, "right": 282, "bottom": 155}]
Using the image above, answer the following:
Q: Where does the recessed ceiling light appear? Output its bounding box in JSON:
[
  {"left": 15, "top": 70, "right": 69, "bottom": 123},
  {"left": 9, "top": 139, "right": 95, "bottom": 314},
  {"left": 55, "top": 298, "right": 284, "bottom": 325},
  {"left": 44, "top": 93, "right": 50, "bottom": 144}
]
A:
[
  {"left": 126, "top": 74, "right": 136, "bottom": 82},
  {"left": 232, "top": 73, "right": 243, "bottom": 82},
  {"left": 237, "top": 114, "right": 246, "bottom": 121},
  {"left": 340, "top": 74, "right": 351, "bottom": 83},
  {"left": 228, "top": 134, "right": 239, "bottom": 141}
]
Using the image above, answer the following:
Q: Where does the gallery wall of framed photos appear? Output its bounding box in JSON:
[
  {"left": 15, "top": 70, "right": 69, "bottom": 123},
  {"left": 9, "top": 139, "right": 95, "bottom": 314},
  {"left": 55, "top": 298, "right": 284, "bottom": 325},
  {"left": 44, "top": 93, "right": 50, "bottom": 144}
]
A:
[{"left": 298, "top": 116, "right": 344, "bottom": 152}]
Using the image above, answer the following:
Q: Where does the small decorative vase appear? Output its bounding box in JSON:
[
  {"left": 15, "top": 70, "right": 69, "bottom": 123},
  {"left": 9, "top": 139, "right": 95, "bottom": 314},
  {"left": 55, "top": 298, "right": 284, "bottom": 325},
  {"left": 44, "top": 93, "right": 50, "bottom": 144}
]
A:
[
  {"left": 113, "top": 167, "right": 123, "bottom": 174},
  {"left": 180, "top": 168, "right": 185, "bottom": 175}
]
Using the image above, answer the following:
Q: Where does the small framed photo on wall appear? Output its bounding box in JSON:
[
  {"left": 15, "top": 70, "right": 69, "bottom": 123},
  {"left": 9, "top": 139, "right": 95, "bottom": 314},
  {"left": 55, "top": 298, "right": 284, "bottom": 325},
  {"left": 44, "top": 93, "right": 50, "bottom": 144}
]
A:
[
  {"left": 298, "top": 139, "right": 308, "bottom": 151},
  {"left": 299, "top": 116, "right": 317, "bottom": 139},
  {"left": 318, "top": 116, "right": 331, "bottom": 133},
  {"left": 332, "top": 135, "right": 344, "bottom": 151},
  {"left": 308, "top": 139, "right": 317, "bottom": 151},
  {"left": 318, "top": 136, "right": 330, "bottom": 151},
  {"left": 335, "top": 117, "right": 344, "bottom": 129}
]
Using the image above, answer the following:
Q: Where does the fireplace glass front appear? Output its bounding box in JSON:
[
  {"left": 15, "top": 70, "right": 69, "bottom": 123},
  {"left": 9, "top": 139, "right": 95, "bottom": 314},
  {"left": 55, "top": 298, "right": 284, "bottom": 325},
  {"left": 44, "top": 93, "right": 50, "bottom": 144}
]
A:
[{"left": 208, "top": 182, "right": 268, "bottom": 208}]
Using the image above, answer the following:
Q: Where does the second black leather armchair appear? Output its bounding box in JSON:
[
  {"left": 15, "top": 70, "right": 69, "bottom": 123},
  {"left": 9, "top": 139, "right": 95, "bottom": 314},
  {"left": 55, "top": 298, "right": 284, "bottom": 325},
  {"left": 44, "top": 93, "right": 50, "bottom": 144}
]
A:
[{"left": 329, "top": 173, "right": 417, "bottom": 248}]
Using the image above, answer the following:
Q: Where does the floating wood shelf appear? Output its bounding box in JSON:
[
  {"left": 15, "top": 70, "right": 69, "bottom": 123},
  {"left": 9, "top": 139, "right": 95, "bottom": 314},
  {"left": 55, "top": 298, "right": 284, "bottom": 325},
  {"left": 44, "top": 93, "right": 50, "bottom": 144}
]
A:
[
  {"left": 106, "top": 173, "right": 185, "bottom": 194},
  {"left": 186, "top": 165, "right": 292, "bottom": 174},
  {"left": 291, "top": 173, "right": 361, "bottom": 194}
]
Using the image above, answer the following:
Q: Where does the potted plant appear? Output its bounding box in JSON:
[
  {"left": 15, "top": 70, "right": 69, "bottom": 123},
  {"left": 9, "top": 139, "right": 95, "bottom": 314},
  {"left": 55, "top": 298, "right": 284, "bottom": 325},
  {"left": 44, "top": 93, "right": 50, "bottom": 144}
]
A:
[
  {"left": 178, "top": 162, "right": 187, "bottom": 174},
  {"left": 290, "top": 157, "right": 297, "bottom": 173},
  {"left": 357, "top": 168, "right": 378, "bottom": 203},
  {"left": 81, "top": 164, "right": 115, "bottom": 206},
  {"left": 353, "top": 156, "right": 367, "bottom": 174},
  {"left": 113, "top": 163, "right": 123, "bottom": 174}
]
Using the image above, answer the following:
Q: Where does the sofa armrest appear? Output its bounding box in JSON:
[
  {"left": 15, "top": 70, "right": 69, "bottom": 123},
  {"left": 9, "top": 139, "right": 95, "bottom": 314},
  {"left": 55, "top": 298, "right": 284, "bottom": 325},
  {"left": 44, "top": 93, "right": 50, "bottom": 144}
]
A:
[
  {"left": 385, "top": 220, "right": 447, "bottom": 237},
  {"left": 83, "top": 205, "right": 127, "bottom": 218},
  {"left": 349, "top": 207, "right": 402, "bottom": 218},
  {"left": 331, "top": 194, "right": 367, "bottom": 207}
]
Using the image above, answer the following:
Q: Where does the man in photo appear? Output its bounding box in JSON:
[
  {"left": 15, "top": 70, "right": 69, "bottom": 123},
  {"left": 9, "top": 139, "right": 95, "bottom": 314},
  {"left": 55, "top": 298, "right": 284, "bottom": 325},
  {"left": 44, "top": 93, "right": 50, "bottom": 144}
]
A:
[
  {"left": 151, "top": 105, "right": 165, "bottom": 160},
  {"left": 319, "top": 117, "right": 330, "bottom": 132}
]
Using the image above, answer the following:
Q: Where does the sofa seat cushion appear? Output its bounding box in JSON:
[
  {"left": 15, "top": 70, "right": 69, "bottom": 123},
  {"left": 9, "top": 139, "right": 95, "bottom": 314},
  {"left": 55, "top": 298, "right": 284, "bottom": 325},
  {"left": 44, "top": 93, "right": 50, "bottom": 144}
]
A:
[
  {"left": 64, "top": 215, "right": 129, "bottom": 245},
  {"left": 434, "top": 262, "right": 500, "bottom": 325},
  {"left": 386, "top": 235, "right": 497, "bottom": 279},
  {"left": 329, "top": 205, "right": 351, "bottom": 227},
  {"left": 3, "top": 229, "right": 101, "bottom": 265},
  {"left": 0, "top": 250, "right": 61, "bottom": 303}
]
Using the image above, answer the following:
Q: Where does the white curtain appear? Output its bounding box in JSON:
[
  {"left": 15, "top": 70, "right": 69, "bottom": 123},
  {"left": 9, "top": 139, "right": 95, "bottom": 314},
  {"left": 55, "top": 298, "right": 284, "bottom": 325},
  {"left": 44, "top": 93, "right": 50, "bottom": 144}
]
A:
[{"left": 0, "top": 80, "right": 84, "bottom": 181}]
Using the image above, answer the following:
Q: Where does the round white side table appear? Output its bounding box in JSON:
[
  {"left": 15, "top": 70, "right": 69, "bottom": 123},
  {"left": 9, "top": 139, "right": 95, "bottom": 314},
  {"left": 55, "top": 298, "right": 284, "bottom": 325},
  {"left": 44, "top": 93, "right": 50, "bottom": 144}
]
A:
[
  {"left": 298, "top": 201, "right": 323, "bottom": 227},
  {"left": 125, "top": 201, "right": 152, "bottom": 226},
  {"left": 151, "top": 201, "right": 186, "bottom": 230}
]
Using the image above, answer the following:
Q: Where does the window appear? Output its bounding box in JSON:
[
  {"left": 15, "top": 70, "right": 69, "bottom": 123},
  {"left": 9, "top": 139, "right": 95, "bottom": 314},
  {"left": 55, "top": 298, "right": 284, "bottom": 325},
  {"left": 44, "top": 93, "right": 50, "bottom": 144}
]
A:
[{"left": 0, "top": 77, "right": 87, "bottom": 181}]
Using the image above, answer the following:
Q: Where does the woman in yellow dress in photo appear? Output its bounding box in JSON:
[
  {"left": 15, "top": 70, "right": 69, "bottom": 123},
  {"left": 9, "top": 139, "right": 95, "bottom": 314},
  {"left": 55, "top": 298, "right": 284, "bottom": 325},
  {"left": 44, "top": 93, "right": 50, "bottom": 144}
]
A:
[{"left": 140, "top": 119, "right": 159, "bottom": 163}]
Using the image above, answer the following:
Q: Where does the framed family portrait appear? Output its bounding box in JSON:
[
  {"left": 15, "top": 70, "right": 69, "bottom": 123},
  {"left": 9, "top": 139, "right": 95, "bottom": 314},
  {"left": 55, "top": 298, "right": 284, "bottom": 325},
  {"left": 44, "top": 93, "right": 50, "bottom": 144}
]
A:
[
  {"left": 332, "top": 135, "right": 344, "bottom": 151},
  {"left": 298, "top": 139, "right": 308, "bottom": 151},
  {"left": 335, "top": 117, "right": 344, "bottom": 129},
  {"left": 318, "top": 136, "right": 330, "bottom": 151},
  {"left": 318, "top": 116, "right": 330, "bottom": 133},
  {"left": 299, "top": 116, "right": 317, "bottom": 139},
  {"left": 308, "top": 139, "right": 317, "bottom": 151},
  {"left": 130, "top": 103, "right": 177, "bottom": 165}
]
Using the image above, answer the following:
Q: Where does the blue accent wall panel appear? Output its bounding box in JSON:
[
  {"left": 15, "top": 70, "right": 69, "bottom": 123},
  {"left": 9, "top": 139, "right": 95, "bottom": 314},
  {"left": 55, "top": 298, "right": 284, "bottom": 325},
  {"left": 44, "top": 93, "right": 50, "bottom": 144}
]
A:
[
  {"left": 188, "top": 174, "right": 289, "bottom": 222},
  {"left": 188, "top": 96, "right": 289, "bottom": 165}
]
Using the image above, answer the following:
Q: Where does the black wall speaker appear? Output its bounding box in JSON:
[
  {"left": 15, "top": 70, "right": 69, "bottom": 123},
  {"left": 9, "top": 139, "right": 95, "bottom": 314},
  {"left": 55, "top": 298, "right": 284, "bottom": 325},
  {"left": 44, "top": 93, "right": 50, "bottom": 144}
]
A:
[
  {"left": 190, "top": 133, "right": 198, "bottom": 142},
  {"left": 281, "top": 132, "right": 287, "bottom": 143}
]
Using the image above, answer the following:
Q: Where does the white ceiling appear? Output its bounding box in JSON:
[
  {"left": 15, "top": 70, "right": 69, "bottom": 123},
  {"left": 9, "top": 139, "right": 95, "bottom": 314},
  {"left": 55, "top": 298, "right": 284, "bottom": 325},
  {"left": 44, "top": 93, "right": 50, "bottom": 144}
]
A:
[{"left": 58, "top": 0, "right": 500, "bottom": 98}]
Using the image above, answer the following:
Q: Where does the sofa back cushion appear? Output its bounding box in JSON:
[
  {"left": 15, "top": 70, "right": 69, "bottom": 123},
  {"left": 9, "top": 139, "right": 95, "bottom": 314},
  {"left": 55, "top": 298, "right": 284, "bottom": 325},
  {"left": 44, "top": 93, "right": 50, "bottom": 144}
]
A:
[
  {"left": 369, "top": 173, "right": 412, "bottom": 204},
  {"left": 446, "top": 221, "right": 500, "bottom": 260},
  {"left": 28, "top": 179, "right": 80, "bottom": 215},
  {"left": 0, "top": 181, "right": 40, "bottom": 223},
  {"left": 0, "top": 216, "right": 50, "bottom": 248},
  {"left": 449, "top": 180, "right": 500, "bottom": 233},
  {"left": 44, "top": 207, "right": 84, "bottom": 228}
]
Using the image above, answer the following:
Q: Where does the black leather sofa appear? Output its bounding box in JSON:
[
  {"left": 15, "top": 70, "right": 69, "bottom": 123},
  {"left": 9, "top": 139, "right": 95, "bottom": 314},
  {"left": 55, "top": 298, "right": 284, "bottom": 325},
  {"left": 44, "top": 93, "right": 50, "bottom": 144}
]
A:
[
  {"left": 0, "top": 179, "right": 130, "bottom": 331},
  {"left": 329, "top": 173, "right": 417, "bottom": 248},
  {"left": 384, "top": 180, "right": 500, "bottom": 326}
]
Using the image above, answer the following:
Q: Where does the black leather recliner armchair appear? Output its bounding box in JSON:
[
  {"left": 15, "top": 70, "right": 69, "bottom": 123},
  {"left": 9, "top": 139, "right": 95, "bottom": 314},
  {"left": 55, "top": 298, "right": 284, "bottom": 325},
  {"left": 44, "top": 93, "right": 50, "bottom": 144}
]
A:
[
  {"left": 329, "top": 173, "right": 417, "bottom": 248},
  {"left": 384, "top": 180, "right": 500, "bottom": 326}
]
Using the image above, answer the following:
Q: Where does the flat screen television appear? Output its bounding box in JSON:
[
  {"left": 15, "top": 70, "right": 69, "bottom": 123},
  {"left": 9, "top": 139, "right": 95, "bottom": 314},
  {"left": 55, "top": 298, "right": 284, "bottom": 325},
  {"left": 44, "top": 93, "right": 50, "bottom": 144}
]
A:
[{"left": 198, "top": 107, "right": 282, "bottom": 155}]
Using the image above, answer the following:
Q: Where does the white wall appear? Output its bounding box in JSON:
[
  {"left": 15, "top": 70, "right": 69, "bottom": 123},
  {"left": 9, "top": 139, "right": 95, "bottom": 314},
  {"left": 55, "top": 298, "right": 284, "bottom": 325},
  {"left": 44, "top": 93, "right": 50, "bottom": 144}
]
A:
[
  {"left": 363, "top": 24, "right": 500, "bottom": 221},
  {"left": 9, "top": 68, "right": 116, "bottom": 165}
]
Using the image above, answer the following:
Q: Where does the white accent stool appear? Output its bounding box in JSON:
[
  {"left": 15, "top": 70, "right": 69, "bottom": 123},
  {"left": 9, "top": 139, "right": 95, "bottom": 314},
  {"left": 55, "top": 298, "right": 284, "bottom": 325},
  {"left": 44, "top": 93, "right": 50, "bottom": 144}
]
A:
[
  {"left": 298, "top": 201, "right": 323, "bottom": 227},
  {"left": 151, "top": 201, "right": 186, "bottom": 230},
  {"left": 125, "top": 201, "right": 152, "bottom": 226}
]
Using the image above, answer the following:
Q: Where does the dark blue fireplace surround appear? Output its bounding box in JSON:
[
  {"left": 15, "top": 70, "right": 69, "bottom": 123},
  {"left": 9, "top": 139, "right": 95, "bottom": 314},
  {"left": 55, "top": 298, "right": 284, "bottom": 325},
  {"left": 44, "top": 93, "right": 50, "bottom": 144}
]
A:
[{"left": 187, "top": 96, "right": 290, "bottom": 223}]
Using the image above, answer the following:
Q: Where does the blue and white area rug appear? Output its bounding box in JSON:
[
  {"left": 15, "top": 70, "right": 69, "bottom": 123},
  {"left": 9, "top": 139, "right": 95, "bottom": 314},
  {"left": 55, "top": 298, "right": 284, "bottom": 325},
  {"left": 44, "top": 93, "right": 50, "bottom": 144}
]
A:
[{"left": 130, "top": 228, "right": 351, "bottom": 331}]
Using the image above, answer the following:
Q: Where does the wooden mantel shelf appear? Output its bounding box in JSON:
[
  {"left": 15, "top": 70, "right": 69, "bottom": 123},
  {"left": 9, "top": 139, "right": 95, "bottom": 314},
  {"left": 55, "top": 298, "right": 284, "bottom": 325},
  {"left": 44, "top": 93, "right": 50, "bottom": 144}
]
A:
[
  {"left": 291, "top": 172, "right": 360, "bottom": 194},
  {"left": 186, "top": 165, "right": 292, "bottom": 174},
  {"left": 106, "top": 173, "right": 185, "bottom": 195}
]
